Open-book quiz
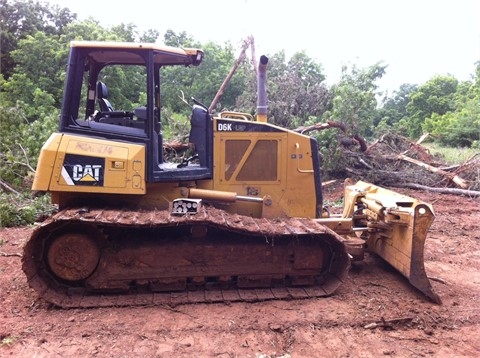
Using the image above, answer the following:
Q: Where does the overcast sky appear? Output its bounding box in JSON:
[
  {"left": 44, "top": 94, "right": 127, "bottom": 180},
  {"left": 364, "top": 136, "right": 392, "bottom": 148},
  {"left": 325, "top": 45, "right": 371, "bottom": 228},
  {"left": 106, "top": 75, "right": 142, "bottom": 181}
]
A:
[{"left": 44, "top": 0, "right": 480, "bottom": 94}]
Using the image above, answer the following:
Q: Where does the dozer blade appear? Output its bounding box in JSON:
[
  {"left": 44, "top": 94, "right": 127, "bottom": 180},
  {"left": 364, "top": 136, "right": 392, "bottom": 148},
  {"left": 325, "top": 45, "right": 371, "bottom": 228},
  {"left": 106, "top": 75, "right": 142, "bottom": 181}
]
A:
[{"left": 344, "top": 180, "right": 442, "bottom": 304}]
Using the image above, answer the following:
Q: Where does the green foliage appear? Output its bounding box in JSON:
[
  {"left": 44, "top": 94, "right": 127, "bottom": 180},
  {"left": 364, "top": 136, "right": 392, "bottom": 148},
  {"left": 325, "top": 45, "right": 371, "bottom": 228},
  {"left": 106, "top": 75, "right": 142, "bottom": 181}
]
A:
[
  {"left": 1, "top": 31, "right": 68, "bottom": 114},
  {"left": 270, "top": 51, "right": 331, "bottom": 128},
  {"left": 21, "top": 110, "right": 59, "bottom": 164},
  {"left": 374, "top": 83, "right": 417, "bottom": 131},
  {"left": 110, "top": 23, "right": 151, "bottom": 42},
  {"left": 308, "top": 62, "right": 387, "bottom": 177},
  {"left": 312, "top": 62, "right": 386, "bottom": 177},
  {"left": 0, "top": 37, "right": 59, "bottom": 227},
  {"left": 424, "top": 103, "right": 480, "bottom": 147},
  {"left": 0, "top": 193, "right": 55, "bottom": 227},
  {"left": 380, "top": 67, "right": 480, "bottom": 147},
  {"left": 0, "top": 106, "right": 29, "bottom": 188},
  {"left": 316, "top": 129, "right": 348, "bottom": 177},
  {"left": 425, "top": 143, "right": 479, "bottom": 165},
  {"left": 161, "top": 33, "right": 249, "bottom": 115},
  {"left": 164, "top": 29, "right": 194, "bottom": 47},
  {"left": 236, "top": 50, "right": 331, "bottom": 129},
  {"left": 98, "top": 65, "right": 146, "bottom": 111},
  {"left": 419, "top": 69, "right": 480, "bottom": 147},
  {"left": 299, "top": 117, "right": 346, "bottom": 178},
  {"left": 0, "top": 105, "right": 58, "bottom": 189},
  {"left": 397, "top": 75, "right": 458, "bottom": 138},
  {"left": 0, "top": 0, "right": 76, "bottom": 79},
  {"left": 162, "top": 110, "right": 191, "bottom": 142},
  {"left": 61, "top": 18, "right": 121, "bottom": 42},
  {"left": 326, "top": 62, "right": 387, "bottom": 138}
]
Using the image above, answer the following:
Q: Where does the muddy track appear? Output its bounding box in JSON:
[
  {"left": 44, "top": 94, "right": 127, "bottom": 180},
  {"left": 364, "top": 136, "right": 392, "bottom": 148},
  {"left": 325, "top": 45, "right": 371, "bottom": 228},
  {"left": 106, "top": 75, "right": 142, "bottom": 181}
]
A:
[{"left": 22, "top": 206, "right": 350, "bottom": 308}]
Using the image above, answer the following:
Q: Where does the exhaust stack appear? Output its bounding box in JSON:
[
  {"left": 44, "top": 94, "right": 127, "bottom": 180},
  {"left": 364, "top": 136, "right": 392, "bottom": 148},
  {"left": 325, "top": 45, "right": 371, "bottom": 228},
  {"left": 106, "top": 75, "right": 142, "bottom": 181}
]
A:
[{"left": 257, "top": 55, "right": 268, "bottom": 122}]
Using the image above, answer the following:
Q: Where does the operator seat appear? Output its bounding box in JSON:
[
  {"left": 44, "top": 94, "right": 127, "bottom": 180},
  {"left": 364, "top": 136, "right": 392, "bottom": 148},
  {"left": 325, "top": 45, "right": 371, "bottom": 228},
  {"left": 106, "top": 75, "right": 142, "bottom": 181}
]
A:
[
  {"left": 96, "top": 81, "right": 114, "bottom": 112},
  {"left": 189, "top": 104, "right": 210, "bottom": 167}
]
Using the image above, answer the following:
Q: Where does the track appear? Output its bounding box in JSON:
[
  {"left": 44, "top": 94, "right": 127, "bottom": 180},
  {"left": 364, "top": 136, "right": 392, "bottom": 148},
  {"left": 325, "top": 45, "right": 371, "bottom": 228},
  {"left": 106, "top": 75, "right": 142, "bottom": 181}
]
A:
[{"left": 22, "top": 205, "right": 350, "bottom": 308}]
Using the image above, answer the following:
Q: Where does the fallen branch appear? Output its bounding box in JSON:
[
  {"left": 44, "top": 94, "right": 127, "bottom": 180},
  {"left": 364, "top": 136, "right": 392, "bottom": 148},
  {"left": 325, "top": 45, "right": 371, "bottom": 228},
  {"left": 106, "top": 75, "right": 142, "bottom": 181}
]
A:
[
  {"left": 163, "top": 140, "right": 191, "bottom": 153},
  {"left": 0, "top": 251, "right": 23, "bottom": 257},
  {"left": 294, "top": 120, "right": 346, "bottom": 134},
  {"left": 428, "top": 276, "right": 447, "bottom": 285},
  {"left": 414, "top": 132, "right": 430, "bottom": 146},
  {"left": 439, "top": 164, "right": 461, "bottom": 171},
  {"left": 294, "top": 121, "right": 367, "bottom": 151},
  {"left": 0, "top": 179, "right": 21, "bottom": 195},
  {"left": 366, "top": 132, "right": 432, "bottom": 160},
  {"left": 321, "top": 180, "right": 337, "bottom": 187},
  {"left": 397, "top": 153, "right": 469, "bottom": 189},
  {"left": 452, "top": 153, "right": 480, "bottom": 177},
  {"left": 365, "top": 133, "right": 384, "bottom": 153},
  {"left": 357, "top": 157, "right": 373, "bottom": 170},
  {"left": 396, "top": 182, "right": 480, "bottom": 197},
  {"left": 364, "top": 316, "right": 415, "bottom": 330},
  {"left": 353, "top": 134, "right": 368, "bottom": 152}
]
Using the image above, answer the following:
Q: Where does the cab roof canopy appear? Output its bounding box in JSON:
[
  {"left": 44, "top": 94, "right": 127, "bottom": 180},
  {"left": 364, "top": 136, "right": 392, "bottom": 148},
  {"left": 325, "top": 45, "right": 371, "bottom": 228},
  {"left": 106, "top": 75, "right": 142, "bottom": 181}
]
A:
[{"left": 70, "top": 40, "right": 204, "bottom": 66}]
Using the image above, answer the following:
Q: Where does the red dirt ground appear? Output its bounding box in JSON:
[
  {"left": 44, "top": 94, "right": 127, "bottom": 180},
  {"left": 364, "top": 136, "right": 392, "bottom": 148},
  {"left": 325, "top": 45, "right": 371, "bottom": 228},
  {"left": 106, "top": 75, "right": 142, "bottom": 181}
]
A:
[{"left": 1, "top": 182, "right": 479, "bottom": 357}]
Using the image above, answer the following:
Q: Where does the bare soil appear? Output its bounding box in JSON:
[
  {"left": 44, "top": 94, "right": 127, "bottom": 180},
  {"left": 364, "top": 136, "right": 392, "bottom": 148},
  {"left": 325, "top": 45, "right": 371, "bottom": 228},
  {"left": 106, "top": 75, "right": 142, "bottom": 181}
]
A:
[{"left": 1, "top": 182, "right": 479, "bottom": 357}]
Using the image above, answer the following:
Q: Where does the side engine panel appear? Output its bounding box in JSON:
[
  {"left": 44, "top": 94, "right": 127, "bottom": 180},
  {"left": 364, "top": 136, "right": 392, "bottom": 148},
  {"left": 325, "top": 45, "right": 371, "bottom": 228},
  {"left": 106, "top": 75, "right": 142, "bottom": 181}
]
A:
[
  {"left": 33, "top": 133, "right": 146, "bottom": 195},
  {"left": 212, "top": 117, "right": 322, "bottom": 219}
]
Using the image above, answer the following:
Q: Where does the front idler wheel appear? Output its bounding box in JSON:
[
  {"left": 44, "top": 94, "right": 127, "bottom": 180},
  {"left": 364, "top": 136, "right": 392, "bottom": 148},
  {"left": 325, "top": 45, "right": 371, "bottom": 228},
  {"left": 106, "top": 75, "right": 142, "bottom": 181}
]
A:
[{"left": 47, "top": 229, "right": 101, "bottom": 282}]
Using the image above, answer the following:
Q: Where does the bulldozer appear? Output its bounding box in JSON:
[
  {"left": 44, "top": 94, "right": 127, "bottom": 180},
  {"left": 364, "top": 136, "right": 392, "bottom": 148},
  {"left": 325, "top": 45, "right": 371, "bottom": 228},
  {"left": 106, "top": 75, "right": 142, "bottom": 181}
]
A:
[{"left": 22, "top": 41, "right": 441, "bottom": 308}]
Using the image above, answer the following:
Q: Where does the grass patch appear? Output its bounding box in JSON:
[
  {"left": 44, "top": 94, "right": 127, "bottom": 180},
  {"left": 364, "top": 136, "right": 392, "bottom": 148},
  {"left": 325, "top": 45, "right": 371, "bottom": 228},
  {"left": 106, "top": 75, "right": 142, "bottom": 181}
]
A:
[{"left": 425, "top": 143, "right": 478, "bottom": 165}]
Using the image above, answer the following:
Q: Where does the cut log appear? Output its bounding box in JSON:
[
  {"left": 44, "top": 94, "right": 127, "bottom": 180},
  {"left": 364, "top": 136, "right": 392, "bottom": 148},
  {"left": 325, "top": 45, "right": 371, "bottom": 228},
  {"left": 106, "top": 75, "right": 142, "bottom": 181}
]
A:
[
  {"left": 396, "top": 182, "right": 480, "bottom": 197},
  {"left": 294, "top": 120, "right": 346, "bottom": 134},
  {"left": 397, "top": 153, "right": 469, "bottom": 189}
]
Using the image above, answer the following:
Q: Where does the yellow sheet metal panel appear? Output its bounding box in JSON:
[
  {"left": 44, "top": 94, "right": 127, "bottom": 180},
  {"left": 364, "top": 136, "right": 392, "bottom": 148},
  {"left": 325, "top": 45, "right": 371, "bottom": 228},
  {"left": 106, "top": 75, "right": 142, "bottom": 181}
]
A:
[
  {"left": 280, "top": 132, "right": 318, "bottom": 218},
  {"left": 212, "top": 117, "right": 319, "bottom": 218},
  {"left": 31, "top": 133, "right": 63, "bottom": 191},
  {"left": 70, "top": 41, "right": 203, "bottom": 66},
  {"left": 48, "top": 134, "right": 146, "bottom": 194}
]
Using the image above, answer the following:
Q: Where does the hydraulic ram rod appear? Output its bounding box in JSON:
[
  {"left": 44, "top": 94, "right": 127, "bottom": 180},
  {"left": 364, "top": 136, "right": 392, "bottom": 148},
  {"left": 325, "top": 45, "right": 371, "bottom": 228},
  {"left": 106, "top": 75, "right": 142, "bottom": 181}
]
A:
[{"left": 188, "top": 188, "right": 264, "bottom": 203}]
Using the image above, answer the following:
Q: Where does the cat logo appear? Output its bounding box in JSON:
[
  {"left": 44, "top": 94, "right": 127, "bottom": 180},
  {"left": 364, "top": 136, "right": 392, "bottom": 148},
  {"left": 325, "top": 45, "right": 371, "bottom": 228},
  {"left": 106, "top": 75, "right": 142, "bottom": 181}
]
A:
[
  {"left": 61, "top": 154, "right": 105, "bottom": 186},
  {"left": 72, "top": 164, "right": 102, "bottom": 182}
]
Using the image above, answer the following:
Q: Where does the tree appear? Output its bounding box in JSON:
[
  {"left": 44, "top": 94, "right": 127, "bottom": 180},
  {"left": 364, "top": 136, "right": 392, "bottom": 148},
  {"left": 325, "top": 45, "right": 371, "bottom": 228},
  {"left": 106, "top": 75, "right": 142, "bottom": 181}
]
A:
[
  {"left": 235, "top": 50, "right": 288, "bottom": 120},
  {"left": 326, "top": 62, "right": 387, "bottom": 138},
  {"left": 374, "top": 83, "right": 417, "bottom": 132},
  {"left": 424, "top": 103, "right": 479, "bottom": 147},
  {"left": 0, "top": 0, "right": 76, "bottom": 79},
  {"left": 140, "top": 29, "right": 160, "bottom": 43},
  {"left": 422, "top": 67, "right": 480, "bottom": 147},
  {"left": 161, "top": 31, "right": 248, "bottom": 115},
  {"left": 110, "top": 23, "right": 159, "bottom": 43},
  {"left": 397, "top": 75, "right": 458, "bottom": 138},
  {"left": 308, "top": 62, "right": 386, "bottom": 176},
  {"left": 2, "top": 31, "right": 68, "bottom": 113},
  {"left": 271, "top": 51, "right": 330, "bottom": 128},
  {"left": 236, "top": 50, "right": 331, "bottom": 128},
  {"left": 163, "top": 29, "right": 194, "bottom": 47}
]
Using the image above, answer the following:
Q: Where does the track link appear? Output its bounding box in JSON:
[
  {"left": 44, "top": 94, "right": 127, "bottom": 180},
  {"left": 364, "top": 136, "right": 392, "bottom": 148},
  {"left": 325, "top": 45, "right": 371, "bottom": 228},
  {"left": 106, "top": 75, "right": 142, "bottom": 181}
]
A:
[{"left": 22, "top": 206, "right": 350, "bottom": 308}]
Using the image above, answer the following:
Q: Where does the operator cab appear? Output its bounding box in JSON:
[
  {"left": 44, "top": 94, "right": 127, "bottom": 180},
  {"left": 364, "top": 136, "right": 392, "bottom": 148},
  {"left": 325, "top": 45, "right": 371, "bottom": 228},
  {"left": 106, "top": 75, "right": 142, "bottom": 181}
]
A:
[{"left": 60, "top": 41, "right": 212, "bottom": 182}]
